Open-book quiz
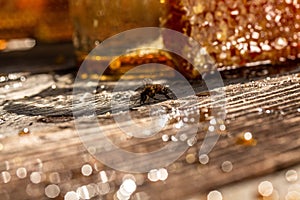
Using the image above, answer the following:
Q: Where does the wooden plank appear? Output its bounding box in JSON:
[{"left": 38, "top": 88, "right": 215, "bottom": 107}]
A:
[{"left": 0, "top": 69, "right": 300, "bottom": 199}]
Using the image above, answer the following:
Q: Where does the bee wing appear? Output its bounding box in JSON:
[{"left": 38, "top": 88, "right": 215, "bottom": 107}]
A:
[
  {"left": 142, "top": 78, "right": 153, "bottom": 85},
  {"left": 134, "top": 79, "right": 153, "bottom": 91},
  {"left": 134, "top": 85, "right": 145, "bottom": 92},
  {"left": 165, "top": 87, "right": 177, "bottom": 99}
]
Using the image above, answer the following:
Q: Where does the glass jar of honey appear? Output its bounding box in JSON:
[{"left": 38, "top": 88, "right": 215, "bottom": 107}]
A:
[
  {"left": 0, "top": 0, "right": 72, "bottom": 51},
  {"left": 69, "top": 0, "right": 178, "bottom": 81}
]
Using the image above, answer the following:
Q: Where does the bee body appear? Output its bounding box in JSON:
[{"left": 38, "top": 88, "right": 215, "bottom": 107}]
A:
[{"left": 139, "top": 84, "right": 172, "bottom": 104}]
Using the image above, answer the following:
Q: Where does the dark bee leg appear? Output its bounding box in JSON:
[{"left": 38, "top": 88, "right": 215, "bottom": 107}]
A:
[
  {"left": 140, "top": 93, "right": 147, "bottom": 104},
  {"left": 164, "top": 93, "right": 172, "bottom": 99},
  {"left": 148, "top": 93, "right": 159, "bottom": 101},
  {"left": 157, "top": 91, "right": 172, "bottom": 100},
  {"left": 140, "top": 94, "right": 150, "bottom": 104},
  {"left": 144, "top": 95, "right": 150, "bottom": 104}
]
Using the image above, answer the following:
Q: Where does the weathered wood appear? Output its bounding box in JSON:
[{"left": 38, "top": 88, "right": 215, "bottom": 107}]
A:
[{"left": 0, "top": 64, "right": 300, "bottom": 200}]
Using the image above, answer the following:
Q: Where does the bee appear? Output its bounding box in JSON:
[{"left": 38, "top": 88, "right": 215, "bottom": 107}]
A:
[{"left": 138, "top": 84, "right": 173, "bottom": 104}]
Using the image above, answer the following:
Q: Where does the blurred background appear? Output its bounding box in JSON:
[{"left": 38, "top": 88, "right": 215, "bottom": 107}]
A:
[
  {"left": 0, "top": 0, "right": 72, "bottom": 45},
  {"left": 1, "top": 0, "right": 299, "bottom": 77},
  {"left": 0, "top": 1, "right": 300, "bottom": 200},
  {"left": 0, "top": 0, "right": 74, "bottom": 74}
]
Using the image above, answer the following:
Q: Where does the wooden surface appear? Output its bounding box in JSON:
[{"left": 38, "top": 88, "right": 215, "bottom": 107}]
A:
[{"left": 0, "top": 45, "right": 300, "bottom": 199}]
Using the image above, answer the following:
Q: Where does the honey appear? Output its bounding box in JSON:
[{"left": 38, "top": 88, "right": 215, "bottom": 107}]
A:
[
  {"left": 0, "top": 0, "right": 72, "bottom": 43},
  {"left": 69, "top": 0, "right": 186, "bottom": 81},
  {"left": 162, "top": 0, "right": 300, "bottom": 77}
]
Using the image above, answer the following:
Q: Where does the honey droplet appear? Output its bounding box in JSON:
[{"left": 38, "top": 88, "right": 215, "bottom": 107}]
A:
[
  {"left": 235, "top": 132, "right": 257, "bottom": 146},
  {"left": 18, "top": 128, "right": 30, "bottom": 136},
  {"left": 186, "top": 153, "right": 196, "bottom": 164},
  {"left": 285, "top": 170, "right": 298, "bottom": 182},
  {"left": 221, "top": 161, "right": 233, "bottom": 173},
  {"left": 109, "top": 58, "right": 121, "bottom": 70},
  {"left": 0, "top": 40, "right": 7, "bottom": 50},
  {"left": 207, "top": 190, "right": 223, "bottom": 200},
  {"left": 258, "top": 181, "right": 273, "bottom": 197},
  {"left": 193, "top": 3, "right": 205, "bottom": 14}
]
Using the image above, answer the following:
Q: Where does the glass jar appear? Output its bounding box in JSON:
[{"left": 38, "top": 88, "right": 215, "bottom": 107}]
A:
[
  {"left": 0, "top": 0, "right": 72, "bottom": 52},
  {"left": 69, "top": 0, "right": 176, "bottom": 80}
]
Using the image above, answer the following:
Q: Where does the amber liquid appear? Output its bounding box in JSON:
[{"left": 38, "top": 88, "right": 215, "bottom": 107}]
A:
[
  {"left": 70, "top": 0, "right": 177, "bottom": 80},
  {"left": 76, "top": 49, "right": 177, "bottom": 81},
  {"left": 162, "top": 0, "right": 300, "bottom": 70},
  {"left": 0, "top": 0, "right": 72, "bottom": 43}
]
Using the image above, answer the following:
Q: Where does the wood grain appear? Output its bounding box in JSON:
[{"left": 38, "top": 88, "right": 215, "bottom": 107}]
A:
[{"left": 0, "top": 68, "right": 300, "bottom": 199}]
